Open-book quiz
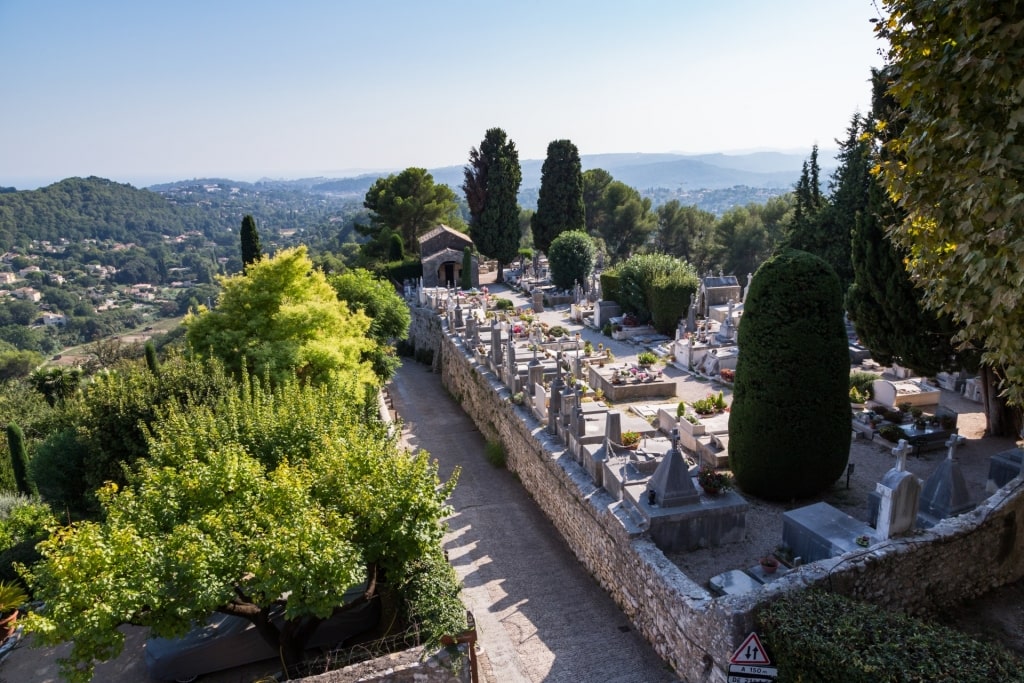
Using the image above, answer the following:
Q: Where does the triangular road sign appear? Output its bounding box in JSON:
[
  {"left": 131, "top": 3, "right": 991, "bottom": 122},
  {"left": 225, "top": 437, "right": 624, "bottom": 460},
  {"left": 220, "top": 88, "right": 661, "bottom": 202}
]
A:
[{"left": 730, "top": 632, "right": 771, "bottom": 665}]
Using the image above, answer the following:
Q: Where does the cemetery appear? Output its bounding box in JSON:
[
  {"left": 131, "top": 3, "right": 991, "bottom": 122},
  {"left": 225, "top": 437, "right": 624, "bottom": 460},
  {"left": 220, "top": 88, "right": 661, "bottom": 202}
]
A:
[{"left": 402, "top": 271, "right": 1024, "bottom": 682}]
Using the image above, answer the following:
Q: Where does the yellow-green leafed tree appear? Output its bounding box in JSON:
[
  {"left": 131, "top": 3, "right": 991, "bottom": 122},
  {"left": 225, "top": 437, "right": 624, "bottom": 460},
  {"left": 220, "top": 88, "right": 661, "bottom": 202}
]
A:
[{"left": 185, "top": 246, "right": 376, "bottom": 388}]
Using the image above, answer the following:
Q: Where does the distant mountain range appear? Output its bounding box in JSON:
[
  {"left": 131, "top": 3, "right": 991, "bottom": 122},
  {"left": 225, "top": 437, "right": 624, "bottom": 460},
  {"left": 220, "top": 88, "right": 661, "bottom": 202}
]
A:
[{"left": 305, "top": 150, "right": 834, "bottom": 198}]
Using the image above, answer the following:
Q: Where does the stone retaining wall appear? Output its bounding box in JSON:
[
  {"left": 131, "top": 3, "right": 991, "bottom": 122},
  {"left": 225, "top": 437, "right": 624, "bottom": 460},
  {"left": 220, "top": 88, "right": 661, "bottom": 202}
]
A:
[{"left": 409, "top": 305, "right": 1024, "bottom": 681}]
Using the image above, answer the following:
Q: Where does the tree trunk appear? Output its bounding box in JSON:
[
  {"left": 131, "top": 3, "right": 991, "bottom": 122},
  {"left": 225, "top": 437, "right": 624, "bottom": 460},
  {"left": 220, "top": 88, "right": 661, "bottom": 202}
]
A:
[
  {"left": 495, "top": 260, "right": 505, "bottom": 283},
  {"left": 980, "top": 365, "right": 1021, "bottom": 437}
]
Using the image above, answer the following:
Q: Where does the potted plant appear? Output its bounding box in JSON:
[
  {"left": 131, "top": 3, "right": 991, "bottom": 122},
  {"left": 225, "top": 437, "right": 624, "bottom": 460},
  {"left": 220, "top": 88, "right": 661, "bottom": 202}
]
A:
[
  {"left": 697, "top": 465, "right": 732, "bottom": 494},
  {"left": 0, "top": 580, "right": 28, "bottom": 642},
  {"left": 637, "top": 351, "right": 658, "bottom": 367},
  {"left": 759, "top": 555, "right": 780, "bottom": 574},
  {"left": 621, "top": 431, "right": 641, "bottom": 449}
]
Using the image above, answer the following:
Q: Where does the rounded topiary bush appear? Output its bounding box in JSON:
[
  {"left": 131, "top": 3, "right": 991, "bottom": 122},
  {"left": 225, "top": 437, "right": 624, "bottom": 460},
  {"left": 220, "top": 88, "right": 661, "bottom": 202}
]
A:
[
  {"left": 728, "top": 249, "right": 850, "bottom": 499},
  {"left": 548, "top": 230, "right": 595, "bottom": 292}
]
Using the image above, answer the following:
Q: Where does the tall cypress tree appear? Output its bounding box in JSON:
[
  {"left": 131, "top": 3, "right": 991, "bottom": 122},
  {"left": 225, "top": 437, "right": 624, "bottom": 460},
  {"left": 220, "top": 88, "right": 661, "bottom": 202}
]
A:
[
  {"left": 530, "top": 139, "right": 585, "bottom": 255},
  {"left": 240, "top": 214, "right": 263, "bottom": 271},
  {"left": 463, "top": 128, "right": 522, "bottom": 284},
  {"left": 7, "top": 422, "right": 36, "bottom": 496}
]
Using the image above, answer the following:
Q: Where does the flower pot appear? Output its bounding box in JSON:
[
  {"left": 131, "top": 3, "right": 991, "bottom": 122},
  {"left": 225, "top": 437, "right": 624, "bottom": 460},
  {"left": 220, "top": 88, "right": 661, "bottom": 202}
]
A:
[
  {"left": 0, "top": 610, "right": 18, "bottom": 642},
  {"left": 760, "top": 558, "right": 779, "bottom": 574},
  {"left": 700, "top": 484, "right": 722, "bottom": 495}
]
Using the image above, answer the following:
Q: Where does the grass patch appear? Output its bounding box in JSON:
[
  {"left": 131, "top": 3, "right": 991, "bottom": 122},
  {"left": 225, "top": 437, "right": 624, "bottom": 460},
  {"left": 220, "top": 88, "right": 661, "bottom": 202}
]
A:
[{"left": 484, "top": 440, "right": 506, "bottom": 468}]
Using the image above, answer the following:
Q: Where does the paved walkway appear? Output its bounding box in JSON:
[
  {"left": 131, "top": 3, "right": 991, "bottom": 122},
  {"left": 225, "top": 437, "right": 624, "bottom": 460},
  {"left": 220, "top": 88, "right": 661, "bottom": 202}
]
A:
[{"left": 389, "top": 361, "right": 680, "bottom": 683}]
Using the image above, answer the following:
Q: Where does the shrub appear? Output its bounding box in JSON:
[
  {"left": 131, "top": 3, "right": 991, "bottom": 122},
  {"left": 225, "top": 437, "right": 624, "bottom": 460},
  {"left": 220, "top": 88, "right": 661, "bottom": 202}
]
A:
[
  {"left": 621, "top": 431, "right": 641, "bottom": 447},
  {"left": 758, "top": 590, "right": 1020, "bottom": 682},
  {"left": 849, "top": 371, "right": 878, "bottom": 399},
  {"left": 729, "top": 250, "right": 850, "bottom": 500},
  {"left": 600, "top": 269, "right": 621, "bottom": 304},
  {"left": 493, "top": 298, "right": 514, "bottom": 311},
  {"left": 547, "top": 326, "right": 567, "bottom": 338},
  {"left": 547, "top": 230, "right": 595, "bottom": 292},
  {"left": 649, "top": 268, "right": 700, "bottom": 336},
  {"left": 616, "top": 253, "right": 695, "bottom": 324},
  {"left": 484, "top": 440, "right": 506, "bottom": 468},
  {"left": 878, "top": 424, "right": 904, "bottom": 443},
  {"left": 637, "top": 351, "right": 658, "bottom": 366}
]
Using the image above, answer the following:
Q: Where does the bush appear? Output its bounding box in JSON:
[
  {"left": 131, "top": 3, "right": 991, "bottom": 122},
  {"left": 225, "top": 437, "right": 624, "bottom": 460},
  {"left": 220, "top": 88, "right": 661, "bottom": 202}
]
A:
[
  {"left": 758, "top": 590, "right": 1021, "bottom": 682},
  {"left": 649, "top": 269, "right": 700, "bottom": 336},
  {"left": 547, "top": 230, "right": 595, "bottom": 292},
  {"left": 493, "top": 298, "right": 515, "bottom": 311},
  {"left": 600, "top": 269, "right": 621, "bottom": 304},
  {"left": 637, "top": 351, "right": 658, "bottom": 366},
  {"left": 484, "top": 440, "right": 506, "bottom": 468},
  {"left": 616, "top": 253, "right": 695, "bottom": 324},
  {"left": 728, "top": 250, "right": 851, "bottom": 500},
  {"left": 849, "top": 371, "right": 878, "bottom": 399}
]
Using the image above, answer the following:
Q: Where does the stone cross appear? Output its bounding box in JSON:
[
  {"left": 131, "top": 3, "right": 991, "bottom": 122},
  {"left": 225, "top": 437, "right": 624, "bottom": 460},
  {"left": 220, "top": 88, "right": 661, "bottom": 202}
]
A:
[
  {"left": 893, "top": 439, "right": 910, "bottom": 471},
  {"left": 945, "top": 434, "right": 966, "bottom": 461}
]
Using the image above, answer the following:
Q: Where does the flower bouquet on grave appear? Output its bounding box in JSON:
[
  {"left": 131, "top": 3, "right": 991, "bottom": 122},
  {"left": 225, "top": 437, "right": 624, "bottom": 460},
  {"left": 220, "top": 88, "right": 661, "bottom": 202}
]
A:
[{"left": 697, "top": 465, "right": 732, "bottom": 495}]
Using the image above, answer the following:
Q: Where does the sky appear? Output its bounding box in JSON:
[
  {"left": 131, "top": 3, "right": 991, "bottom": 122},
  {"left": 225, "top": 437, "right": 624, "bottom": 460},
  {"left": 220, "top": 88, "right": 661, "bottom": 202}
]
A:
[{"left": 0, "top": 1, "right": 885, "bottom": 190}]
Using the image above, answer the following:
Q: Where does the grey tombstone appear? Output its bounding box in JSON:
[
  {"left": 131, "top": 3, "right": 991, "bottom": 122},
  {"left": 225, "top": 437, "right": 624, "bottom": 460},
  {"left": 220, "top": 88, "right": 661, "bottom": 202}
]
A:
[
  {"left": 875, "top": 440, "right": 921, "bottom": 539},
  {"left": 647, "top": 433, "right": 700, "bottom": 508},
  {"left": 548, "top": 362, "right": 565, "bottom": 436},
  {"left": 453, "top": 305, "right": 463, "bottom": 329},
  {"left": 532, "top": 290, "right": 545, "bottom": 313},
  {"left": 490, "top": 320, "right": 502, "bottom": 368},
  {"left": 918, "top": 435, "right": 975, "bottom": 527},
  {"left": 605, "top": 410, "right": 623, "bottom": 446},
  {"left": 528, "top": 360, "right": 544, "bottom": 397}
]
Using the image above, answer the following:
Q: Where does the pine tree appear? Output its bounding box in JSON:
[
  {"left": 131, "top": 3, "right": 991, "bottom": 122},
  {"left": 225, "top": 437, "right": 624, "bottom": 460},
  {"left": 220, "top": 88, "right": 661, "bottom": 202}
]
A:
[
  {"left": 240, "top": 214, "right": 263, "bottom": 271},
  {"left": 531, "top": 140, "right": 585, "bottom": 255},
  {"left": 463, "top": 128, "right": 522, "bottom": 284}
]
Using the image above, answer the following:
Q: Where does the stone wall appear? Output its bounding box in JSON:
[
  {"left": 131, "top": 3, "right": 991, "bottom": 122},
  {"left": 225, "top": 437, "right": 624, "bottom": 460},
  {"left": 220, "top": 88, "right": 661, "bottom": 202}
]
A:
[{"left": 408, "top": 305, "right": 1024, "bottom": 682}]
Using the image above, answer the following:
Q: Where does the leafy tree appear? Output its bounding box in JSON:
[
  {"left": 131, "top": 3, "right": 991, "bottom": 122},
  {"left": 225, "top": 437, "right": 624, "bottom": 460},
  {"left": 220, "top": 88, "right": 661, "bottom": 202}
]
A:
[
  {"left": 582, "top": 168, "right": 614, "bottom": 235},
  {"left": 712, "top": 205, "right": 774, "bottom": 278},
  {"left": 6, "top": 423, "right": 35, "bottom": 496},
  {"left": 29, "top": 366, "right": 82, "bottom": 407},
  {"left": 186, "top": 246, "right": 376, "bottom": 388},
  {"left": 846, "top": 72, "right": 964, "bottom": 379},
  {"left": 531, "top": 140, "right": 585, "bottom": 254},
  {"left": 463, "top": 128, "right": 523, "bottom": 283},
  {"left": 654, "top": 200, "right": 717, "bottom": 266},
  {"left": 729, "top": 250, "right": 850, "bottom": 499},
  {"left": 329, "top": 268, "right": 410, "bottom": 381},
  {"left": 547, "top": 230, "right": 596, "bottom": 292},
  {"left": 361, "top": 168, "right": 463, "bottom": 257},
  {"left": 240, "top": 214, "right": 263, "bottom": 270},
  {"left": 0, "top": 349, "right": 43, "bottom": 381},
  {"left": 876, "top": 1, "right": 1024, "bottom": 426},
  {"left": 25, "top": 376, "right": 462, "bottom": 682},
  {"left": 616, "top": 253, "right": 695, "bottom": 324},
  {"left": 591, "top": 181, "right": 657, "bottom": 263}
]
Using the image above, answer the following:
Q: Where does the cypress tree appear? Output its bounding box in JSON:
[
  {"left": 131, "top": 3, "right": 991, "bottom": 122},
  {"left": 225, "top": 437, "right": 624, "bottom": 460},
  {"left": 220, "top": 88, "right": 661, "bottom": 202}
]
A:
[
  {"left": 145, "top": 341, "right": 160, "bottom": 376},
  {"left": 6, "top": 423, "right": 36, "bottom": 496},
  {"left": 728, "top": 249, "right": 850, "bottom": 500},
  {"left": 460, "top": 247, "right": 473, "bottom": 290},
  {"left": 531, "top": 139, "right": 585, "bottom": 255},
  {"left": 463, "top": 128, "right": 522, "bottom": 284},
  {"left": 240, "top": 214, "right": 263, "bottom": 270}
]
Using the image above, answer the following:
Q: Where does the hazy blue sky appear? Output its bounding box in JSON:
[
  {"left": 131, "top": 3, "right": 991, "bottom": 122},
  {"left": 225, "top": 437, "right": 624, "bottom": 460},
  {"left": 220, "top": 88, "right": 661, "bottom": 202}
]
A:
[{"left": 1, "top": 1, "right": 884, "bottom": 189}]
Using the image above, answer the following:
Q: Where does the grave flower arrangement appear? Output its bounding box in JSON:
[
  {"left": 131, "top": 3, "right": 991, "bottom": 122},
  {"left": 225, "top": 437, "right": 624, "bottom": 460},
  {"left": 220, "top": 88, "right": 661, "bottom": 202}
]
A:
[
  {"left": 697, "top": 465, "right": 732, "bottom": 494},
  {"left": 621, "top": 431, "right": 641, "bottom": 448}
]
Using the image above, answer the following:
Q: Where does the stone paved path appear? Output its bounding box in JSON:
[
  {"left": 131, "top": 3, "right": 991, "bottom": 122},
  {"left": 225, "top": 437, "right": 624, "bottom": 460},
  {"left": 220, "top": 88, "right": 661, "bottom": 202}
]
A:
[{"left": 388, "top": 360, "right": 681, "bottom": 683}]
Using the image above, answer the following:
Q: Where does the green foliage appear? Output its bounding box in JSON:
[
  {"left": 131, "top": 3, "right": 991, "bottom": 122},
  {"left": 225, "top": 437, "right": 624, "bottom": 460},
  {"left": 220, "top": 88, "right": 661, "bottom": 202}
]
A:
[
  {"left": 546, "top": 326, "right": 566, "bottom": 338},
  {"left": 877, "top": 1, "right": 1024, "bottom": 406},
  {"left": 464, "top": 128, "right": 523, "bottom": 282},
  {"left": 6, "top": 423, "right": 35, "bottom": 496},
  {"left": 387, "top": 232, "right": 405, "bottom": 261},
  {"left": 616, "top": 253, "right": 696, "bottom": 324},
  {"left": 0, "top": 496, "right": 55, "bottom": 586},
  {"left": 590, "top": 179, "right": 657, "bottom": 263},
  {"left": 330, "top": 268, "right": 410, "bottom": 381},
  {"left": 186, "top": 246, "right": 377, "bottom": 388},
  {"left": 600, "top": 269, "right": 621, "bottom": 304},
  {"left": 620, "top": 431, "right": 640, "bottom": 447},
  {"left": 697, "top": 465, "right": 732, "bottom": 491},
  {"left": 24, "top": 375, "right": 459, "bottom": 682},
  {"left": 484, "top": 440, "right": 506, "bottom": 468},
  {"left": 362, "top": 168, "right": 464, "bottom": 257},
  {"left": 384, "top": 257, "right": 423, "bottom": 285},
  {"left": 728, "top": 250, "right": 850, "bottom": 500},
  {"left": 493, "top": 298, "right": 514, "bottom": 311},
  {"left": 849, "top": 371, "right": 879, "bottom": 400},
  {"left": 144, "top": 341, "right": 159, "bottom": 376},
  {"left": 391, "top": 544, "right": 466, "bottom": 651},
  {"left": 461, "top": 247, "right": 473, "bottom": 290},
  {"left": 531, "top": 140, "right": 585, "bottom": 254},
  {"left": 649, "top": 268, "right": 700, "bottom": 336},
  {"left": 547, "top": 230, "right": 595, "bottom": 292},
  {"left": 29, "top": 366, "right": 82, "bottom": 407},
  {"left": 240, "top": 214, "right": 263, "bottom": 270},
  {"left": 0, "top": 348, "right": 43, "bottom": 382},
  {"left": 692, "top": 391, "right": 726, "bottom": 415},
  {"left": 758, "top": 590, "right": 1021, "bottom": 682},
  {"left": 637, "top": 351, "right": 658, "bottom": 366}
]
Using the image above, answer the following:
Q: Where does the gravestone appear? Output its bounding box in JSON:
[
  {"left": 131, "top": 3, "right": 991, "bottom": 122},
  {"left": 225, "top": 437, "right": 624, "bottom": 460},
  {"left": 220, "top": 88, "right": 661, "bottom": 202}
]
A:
[
  {"left": 548, "top": 364, "right": 565, "bottom": 436},
  {"left": 647, "top": 434, "right": 699, "bottom": 508},
  {"left": 918, "top": 435, "right": 975, "bottom": 527},
  {"left": 875, "top": 440, "right": 921, "bottom": 539},
  {"left": 605, "top": 410, "right": 623, "bottom": 446},
  {"left": 532, "top": 290, "right": 544, "bottom": 313}
]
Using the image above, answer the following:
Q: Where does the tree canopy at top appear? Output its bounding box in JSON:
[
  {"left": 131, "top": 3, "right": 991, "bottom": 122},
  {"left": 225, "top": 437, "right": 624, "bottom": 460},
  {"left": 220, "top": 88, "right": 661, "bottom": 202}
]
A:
[
  {"left": 184, "top": 246, "right": 376, "bottom": 388},
  {"left": 877, "top": 0, "right": 1024, "bottom": 406},
  {"left": 531, "top": 140, "right": 585, "bottom": 255},
  {"left": 463, "top": 128, "right": 522, "bottom": 283},
  {"left": 361, "top": 168, "right": 464, "bottom": 257}
]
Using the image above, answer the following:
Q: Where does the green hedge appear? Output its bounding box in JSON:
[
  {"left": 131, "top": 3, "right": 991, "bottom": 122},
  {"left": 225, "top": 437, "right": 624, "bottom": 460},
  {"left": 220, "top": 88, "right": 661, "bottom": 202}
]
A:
[
  {"left": 758, "top": 590, "right": 1021, "bottom": 682},
  {"left": 649, "top": 271, "right": 699, "bottom": 336},
  {"left": 385, "top": 258, "right": 423, "bottom": 284},
  {"left": 728, "top": 249, "right": 850, "bottom": 499},
  {"left": 600, "top": 269, "right": 621, "bottom": 304}
]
